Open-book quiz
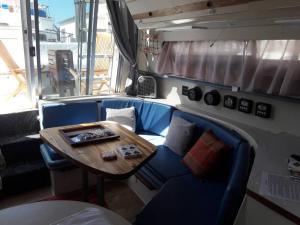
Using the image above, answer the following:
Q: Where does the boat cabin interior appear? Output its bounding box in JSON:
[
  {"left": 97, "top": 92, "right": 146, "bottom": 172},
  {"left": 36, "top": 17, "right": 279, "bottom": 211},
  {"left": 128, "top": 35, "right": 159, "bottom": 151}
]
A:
[{"left": 0, "top": 0, "right": 299, "bottom": 225}]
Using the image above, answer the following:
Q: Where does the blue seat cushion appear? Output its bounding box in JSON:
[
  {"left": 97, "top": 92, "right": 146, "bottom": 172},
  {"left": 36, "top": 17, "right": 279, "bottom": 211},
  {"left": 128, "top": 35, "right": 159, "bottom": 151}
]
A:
[
  {"left": 40, "top": 144, "right": 74, "bottom": 170},
  {"left": 138, "top": 131, "right": 165, "bottom": 146},
  {"left": 137, "top": 145, "right": 190, "bottom": 189},
  {"left": 99, "top": 99, "right": 144, "bottom": 130},
  {"left": 139, "top": 102, "right": 173, "bottom": 136},
  {"left": 40, "top": 101, "right": 98, "bottom": 128},
  {"left": 134, "top": 174, "right": 227, "bottom": 225}
]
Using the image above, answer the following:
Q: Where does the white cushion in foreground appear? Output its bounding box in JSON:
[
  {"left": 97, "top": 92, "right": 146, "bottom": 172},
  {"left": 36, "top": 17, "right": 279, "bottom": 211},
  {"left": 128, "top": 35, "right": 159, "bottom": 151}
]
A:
[{"left": 106, "top": 107, "right": 136, "bottom": 132}]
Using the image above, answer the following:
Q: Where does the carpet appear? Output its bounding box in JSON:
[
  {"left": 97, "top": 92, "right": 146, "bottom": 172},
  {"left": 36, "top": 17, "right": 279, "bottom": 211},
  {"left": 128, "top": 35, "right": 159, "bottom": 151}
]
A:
[{"left": 40, "top": 181, "right": 144, "bottom": 222}]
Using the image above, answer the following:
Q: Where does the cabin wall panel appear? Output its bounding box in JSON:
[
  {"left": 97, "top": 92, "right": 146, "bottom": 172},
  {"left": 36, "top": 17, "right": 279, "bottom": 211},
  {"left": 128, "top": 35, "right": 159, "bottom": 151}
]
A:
[{"left": 156, "top": 76, "right": 300, "bottom": 137}]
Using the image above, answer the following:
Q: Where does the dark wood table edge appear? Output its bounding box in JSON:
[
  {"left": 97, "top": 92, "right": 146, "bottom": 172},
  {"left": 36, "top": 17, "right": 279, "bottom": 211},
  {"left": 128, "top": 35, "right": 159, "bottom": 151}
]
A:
[
  {"left": 40, "top": 124, "right": 157, "bottom": 206},
  {"left": 39, "top": 133, "right": 157, "bottom": 180},
  {"left": 247, "top": 189, "right": 300, "bottom": 225}
]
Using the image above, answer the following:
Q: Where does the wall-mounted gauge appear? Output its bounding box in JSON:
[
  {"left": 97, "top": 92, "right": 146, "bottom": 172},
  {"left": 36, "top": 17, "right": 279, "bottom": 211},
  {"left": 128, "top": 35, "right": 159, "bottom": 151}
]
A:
[
  {"left": 255, "top": 102, "right": 272, "bottom": 118},
  {"left": 187, "top": 87, "right": 202, "bottom": 101},
  {"left": 238, "top": 98, "right": 253, "bottom": 113},
  {"left": 224, "top": 95, "right": 237, "bottom": 109},
  {"left": 204, "top": 90, "right": 221, "bottom": 106}
]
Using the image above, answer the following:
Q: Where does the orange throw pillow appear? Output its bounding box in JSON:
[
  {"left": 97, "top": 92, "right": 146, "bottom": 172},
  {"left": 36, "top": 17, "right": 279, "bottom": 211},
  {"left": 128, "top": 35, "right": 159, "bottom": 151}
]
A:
[{"left": 183, "top": 130, "right": 227, "bottom": 177}]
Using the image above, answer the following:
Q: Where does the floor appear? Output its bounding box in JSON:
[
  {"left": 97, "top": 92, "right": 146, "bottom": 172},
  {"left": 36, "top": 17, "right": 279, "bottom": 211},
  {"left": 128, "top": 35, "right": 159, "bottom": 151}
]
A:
[{"left": 0, "top": 181, "right": 144, "bottom": 222}]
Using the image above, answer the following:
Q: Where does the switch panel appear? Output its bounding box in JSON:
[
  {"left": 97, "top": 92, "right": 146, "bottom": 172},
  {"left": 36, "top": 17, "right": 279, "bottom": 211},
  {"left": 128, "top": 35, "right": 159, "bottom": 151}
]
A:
[
  {"left": 238, "top": 98, "right": 253, "bottom": 113},
  {"left": 255, "top": 102, "right": 272, "bottom": 118}
]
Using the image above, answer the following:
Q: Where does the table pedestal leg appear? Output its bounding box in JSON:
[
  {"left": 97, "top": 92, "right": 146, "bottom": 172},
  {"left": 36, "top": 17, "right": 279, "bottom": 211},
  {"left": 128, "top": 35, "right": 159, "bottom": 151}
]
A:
[
  {"left": 81, "top": 170, "right": 89, "bottom": 202},
  {"left": 97, "top": 175, "right": 105, "bottom": 206}
]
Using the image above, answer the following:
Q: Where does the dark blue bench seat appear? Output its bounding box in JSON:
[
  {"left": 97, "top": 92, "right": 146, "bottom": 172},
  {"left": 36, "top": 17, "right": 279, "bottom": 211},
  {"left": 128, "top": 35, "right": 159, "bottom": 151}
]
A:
[
  {"left": 134, "top": 110, "right": 253, "bottom": 225},
  {"left": 38, "top": 98, "right": 254, "bottom": 225},
  {"left": 134, "top": 142, "right": 252, "bottom": 225},
  {"left": 136, "top": 145, "right": 190, "bottom": 189},
  {"left": 134, "top": 174, "right": 227, "bottom": 225},
  {"left": 39, "top": 101, "right": 99, "bottom": 170}
]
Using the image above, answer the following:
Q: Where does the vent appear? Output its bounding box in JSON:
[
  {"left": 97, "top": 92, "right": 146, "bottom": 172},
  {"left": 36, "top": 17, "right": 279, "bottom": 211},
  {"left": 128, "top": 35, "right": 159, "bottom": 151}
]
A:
[{"left": 137, "top": 76, "right": 157, "bottom": 98}]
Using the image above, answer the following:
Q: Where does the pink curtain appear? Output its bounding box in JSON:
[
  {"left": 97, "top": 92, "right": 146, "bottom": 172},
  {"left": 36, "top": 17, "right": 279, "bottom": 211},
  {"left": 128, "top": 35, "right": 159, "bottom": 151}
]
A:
[{"left": 156, "top": 40, "right": 300, "bottom": 97}]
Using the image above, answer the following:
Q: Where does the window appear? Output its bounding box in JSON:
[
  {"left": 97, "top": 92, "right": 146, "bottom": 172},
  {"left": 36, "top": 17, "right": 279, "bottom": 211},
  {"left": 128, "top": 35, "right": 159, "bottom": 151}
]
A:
[
  {"left": 0, "top": 0, "right": 121, "bottom": 114},
  {"left": 0, "top": 0, "right": 32, "bottom": 114},
  {"left": 156, "top": 40, "right": 300, "bottom": 97},
  {"left": 34, "top": 0, "right": 119, "bottom": 99}
]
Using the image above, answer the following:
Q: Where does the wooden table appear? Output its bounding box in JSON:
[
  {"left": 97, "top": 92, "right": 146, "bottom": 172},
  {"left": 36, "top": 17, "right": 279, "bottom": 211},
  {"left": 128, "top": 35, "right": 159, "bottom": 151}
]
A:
[
  {"left": 0, "top": 200, "right": 131, "bottom": 225},
  {"left": 40, "top": 121, "right": 156, "bottom": 205}
]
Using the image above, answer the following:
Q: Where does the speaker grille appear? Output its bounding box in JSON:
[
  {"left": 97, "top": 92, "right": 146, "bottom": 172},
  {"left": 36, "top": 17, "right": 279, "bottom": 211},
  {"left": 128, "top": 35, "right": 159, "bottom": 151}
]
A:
[{"left": 137, "top": 76, "right": 157, "bottom": 98}]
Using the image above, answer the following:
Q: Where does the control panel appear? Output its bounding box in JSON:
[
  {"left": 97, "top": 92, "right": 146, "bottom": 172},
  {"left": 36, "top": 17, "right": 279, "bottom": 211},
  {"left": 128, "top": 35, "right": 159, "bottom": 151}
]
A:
[
  {"left": 238, "top": 98, "right": 253, "bottom": 113},
  {"left": 255, "top": 102, "right": 272, "bottom": 118}
]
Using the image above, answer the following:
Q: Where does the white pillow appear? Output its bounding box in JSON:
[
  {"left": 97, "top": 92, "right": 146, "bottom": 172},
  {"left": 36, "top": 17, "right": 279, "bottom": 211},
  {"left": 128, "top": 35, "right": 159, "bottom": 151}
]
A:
[
  {"left": 164, "top": 116, "right": 195, "bottom": 156},
  {"left": 106, "top": 107, "right": 136, "bottom": 131}
]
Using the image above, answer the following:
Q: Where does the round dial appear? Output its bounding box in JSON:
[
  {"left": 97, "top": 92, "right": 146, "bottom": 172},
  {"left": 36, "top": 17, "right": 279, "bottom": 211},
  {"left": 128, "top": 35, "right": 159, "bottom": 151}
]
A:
[
  {"left": 204, "top": 90, "right": 221, "bottom": 106},
  {"left": 187, "top": 87, "right": 202, "bottom": 101}
]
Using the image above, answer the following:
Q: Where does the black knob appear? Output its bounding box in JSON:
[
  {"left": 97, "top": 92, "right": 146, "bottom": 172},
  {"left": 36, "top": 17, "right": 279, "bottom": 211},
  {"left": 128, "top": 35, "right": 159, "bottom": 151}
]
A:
[
  {"left": 204, "top": 90, "right": 221, "bottom": 106},
  {"left": 187, "top": 87, "right": 202, "bottom": 101}
]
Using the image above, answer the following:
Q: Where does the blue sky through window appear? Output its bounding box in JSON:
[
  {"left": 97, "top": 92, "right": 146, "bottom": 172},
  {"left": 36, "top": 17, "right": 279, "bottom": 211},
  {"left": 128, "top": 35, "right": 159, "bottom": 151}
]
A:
[{"left": 39, "top": 0, "right": 74, "bottom": 24}]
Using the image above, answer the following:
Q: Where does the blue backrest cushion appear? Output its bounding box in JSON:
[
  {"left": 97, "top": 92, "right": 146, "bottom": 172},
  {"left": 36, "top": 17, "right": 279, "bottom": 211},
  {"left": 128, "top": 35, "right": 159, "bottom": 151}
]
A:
[
  {"left": 172, "top": 110, "right": 242, "bottom": 148},
  {"left": 40, "top": 101, "right": 98, "bottom": 129},
  {"left": 172, "top": 110, "right": 244, "bottom": 179},
  {"left": 99, "top": 99, "right": 143, "bottom": 130},
  {"left": 216, "top": 142, "right": 253, "bottom": 225},
  {"left": 173, "top": 110, "right": 253, "bottom": 225},
  {"left": 140, "top": 102, "right": 173, "bottom": 137}
]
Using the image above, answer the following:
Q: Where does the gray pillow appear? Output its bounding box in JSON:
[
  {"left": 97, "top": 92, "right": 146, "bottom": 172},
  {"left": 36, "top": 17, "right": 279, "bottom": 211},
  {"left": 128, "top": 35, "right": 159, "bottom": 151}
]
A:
[
  {"left": 106, "top": 107, "right": 136, "bottom": 131},
  {"left": 164, "top": 116, "right": 195, "bottom": 156}
]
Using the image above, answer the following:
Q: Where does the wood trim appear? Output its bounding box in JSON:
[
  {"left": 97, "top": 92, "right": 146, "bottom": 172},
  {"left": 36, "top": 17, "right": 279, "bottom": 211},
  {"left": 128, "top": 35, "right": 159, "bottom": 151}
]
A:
[
  {"left": 247, "top": 189, "right": 300, "bottom": 225},
  {"left": 132, "top": 0, "right": 263, "bottom": 20}
]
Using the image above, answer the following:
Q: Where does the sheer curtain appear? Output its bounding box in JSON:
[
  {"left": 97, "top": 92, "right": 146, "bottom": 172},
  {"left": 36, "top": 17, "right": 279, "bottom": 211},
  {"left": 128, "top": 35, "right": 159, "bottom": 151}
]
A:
[{"left": 156, "top": 40, "right": 300, "bottom": 97}]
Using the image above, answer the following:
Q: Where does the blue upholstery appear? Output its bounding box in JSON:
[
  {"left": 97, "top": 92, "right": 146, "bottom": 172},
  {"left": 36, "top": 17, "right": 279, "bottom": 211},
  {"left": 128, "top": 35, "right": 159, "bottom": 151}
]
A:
[
  {"left": 135, "top": 109, "right": 253, "bottom": 225},
  {"left": 38, "top": 98, "right": 254, "bottom": 225},
  {"left": 99, "top": 99, "right": 144, "bottom": 130},
  {"left": 40, "top": 101, "right": 98, "bottom": 171},
  {"left": 99, "top": 99, "right": 173, "bottom": 136},
  {"left": 40, "top": 144, "right": 73, "bottom": 170},
  {"left": 134, "top": 174, "right": 227, "bottom": 225},
  {"left": 137, "top": 110, "right": 245, "bottom": 189},
  {"left": 172, "top": 110, "right": 242, "bottom": 148},
  {"left": 40, "top": 101, "right": 98, "bottom": 129},
  {"left": 138, "top": 131, "right": 165, "bottom": 146},
  {"left": 216, "top": 142, "right": 253, "bottom": 225},
  {"left": 139, "top": 102, "right": 173, "bottom": 136},
  {"left": 137, "top": 145, "right": 190, "bottom": 189}
]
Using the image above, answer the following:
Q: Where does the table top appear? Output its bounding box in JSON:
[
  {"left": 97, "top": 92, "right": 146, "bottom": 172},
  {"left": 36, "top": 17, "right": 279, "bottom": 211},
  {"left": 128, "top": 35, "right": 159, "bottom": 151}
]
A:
[
  {"left": 40, "top": 121, "right": 156, "bottom": 179},
  {"left": 0, "top": 200, "right": 131, "bottom": 225}
]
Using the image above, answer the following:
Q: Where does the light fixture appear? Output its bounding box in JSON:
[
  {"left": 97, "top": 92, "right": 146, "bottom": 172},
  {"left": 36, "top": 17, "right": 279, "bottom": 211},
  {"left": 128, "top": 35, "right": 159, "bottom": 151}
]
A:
[
  {"left": 171, "top": 19, "right": 195, "bottom": 25},
  {"left": 155, "top": 26, "right": 192, "bottom": 31}
]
